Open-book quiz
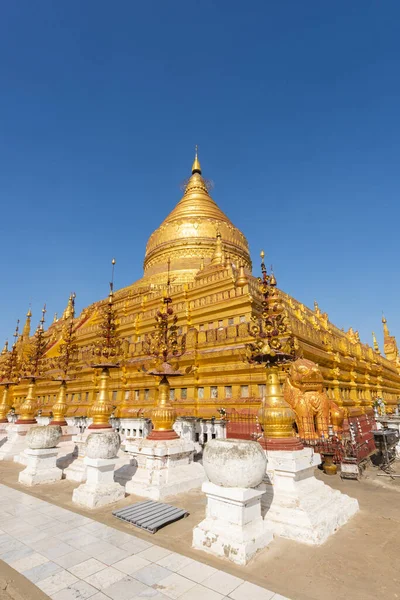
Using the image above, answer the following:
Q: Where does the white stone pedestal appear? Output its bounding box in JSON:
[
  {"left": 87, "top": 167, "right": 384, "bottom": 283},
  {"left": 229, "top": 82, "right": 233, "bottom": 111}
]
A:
[
  {"left": 125, "top": 438, "right": 205, "bottom": 500},
  {"left": 64, "top": 428, "right": 110, "bottom": 482},
  {"left": 193, "top": 481, "right": 273, "bottom": 565},
  {"left": 0, "top": 424, "right": 33, "bottom": 462},
  {"left": 0, "top": 422, "right": 9, "bottom": 446},
  {"left": 259, "top": 447, "right": 359, "bottom": 545},
  {"left": 18, "top": 448, "right": 62, "bottom": 486},
  {"left": 63, "top": 432, "right": 88, "bottom": 482},
  {"left": 72, "top": 457, "right": 125, "bottom": 509}
]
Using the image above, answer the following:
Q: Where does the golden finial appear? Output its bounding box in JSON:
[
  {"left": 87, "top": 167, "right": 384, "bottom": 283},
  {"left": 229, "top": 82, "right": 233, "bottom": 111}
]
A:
[
  {"left": 53, "top": 313, "right": 58, "bottom": 324},
  {"left": 63, "top": 293, "right": 75, "bottom": 320},
  {"left": 260, "top": 250, "right": 265, "bottom": 260},
  {"left": 191, "top": 145, "right": 201, "bottom": 175},
  {"left": 236, "top": 261, "right": 247, "bottom": 287},
  {"left": 372, "top": 331, "right": 380, "bottom": 354},
  {"left": 1, "top": 340, "right": 8, "bottom": 355},
  {"left": 211, "top": 227, "right": 224, "bottom": 265},
  {"left": 22, "top": 306, "right": 32, "bottom": 338},
  {"left": 382, "top": 313, "right": 390, "bottom": 336},
  {"left": 269, "top": 266, "right": 277, "bottom": 287}
]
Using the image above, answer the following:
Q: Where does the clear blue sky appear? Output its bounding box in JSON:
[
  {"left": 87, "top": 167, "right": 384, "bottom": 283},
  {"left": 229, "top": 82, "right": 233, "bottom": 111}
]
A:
[{"left": 1, "top": 1, "right": 399, "bottom": 349}]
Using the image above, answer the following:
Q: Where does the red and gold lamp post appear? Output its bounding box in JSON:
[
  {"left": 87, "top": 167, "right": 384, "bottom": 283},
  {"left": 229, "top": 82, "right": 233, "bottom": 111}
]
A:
[
  {"left": 142, "top": 261, "right": 187, "bottom": 441},
  {"left": 16, "top": 305, "right": 48, "bottom": 424},
  {"left": 50, "top": 293, "right": 78, "bottom": 426},
  {"left": 87, "top": 259, "right": 122, "bottom": 430},
  {"left": 0, "top": 321, "right": 21, "bottom": 423},
  {"left": 246, "top": 252, "right": 303, "bottom": 451}
]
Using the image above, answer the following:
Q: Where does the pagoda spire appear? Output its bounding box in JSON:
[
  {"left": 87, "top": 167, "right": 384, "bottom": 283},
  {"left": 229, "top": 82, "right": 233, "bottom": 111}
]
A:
[
  {"left": 372, "top": 331, "right": 380, "bottom": 354},
  {"left": 211, "top": 228, "right": 224, "bottom": 265},
  {"left": 381, "top": 314, "right": 399, "bottom": 363},
  {"left": 1, "top": 341, "right": 8, "bottom": 355},
  {"left": 236, "top": 261, "right": 247, "bottom": 287},
  {"left": 191, "top": 145, "right": 201, "bottom": 175},
  {"left": 382, "top": 314, "right": 390, "bottom": 336},
  {"left": 22, "top": 307, "right": 32, "bottom": 339},
  {"left": 63, "top": 293, "right": 76, "bottom": 320}
]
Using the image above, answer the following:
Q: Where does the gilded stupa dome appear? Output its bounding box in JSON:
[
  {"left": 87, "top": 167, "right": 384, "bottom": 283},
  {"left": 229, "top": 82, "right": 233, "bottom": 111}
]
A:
[{"left": 143, "top": 151, "right": 252, "bottom": 284}]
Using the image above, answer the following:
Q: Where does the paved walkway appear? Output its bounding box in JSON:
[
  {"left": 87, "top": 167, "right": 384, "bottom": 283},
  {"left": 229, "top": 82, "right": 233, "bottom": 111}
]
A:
[{"left": 0, "top": 484, "right": 288, "bottom": 600}]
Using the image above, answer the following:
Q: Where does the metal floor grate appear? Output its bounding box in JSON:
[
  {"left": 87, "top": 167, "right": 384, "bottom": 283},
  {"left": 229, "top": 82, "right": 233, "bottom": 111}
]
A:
[{"left": 113, "top": 500, "right": 189, "bottom": 533}]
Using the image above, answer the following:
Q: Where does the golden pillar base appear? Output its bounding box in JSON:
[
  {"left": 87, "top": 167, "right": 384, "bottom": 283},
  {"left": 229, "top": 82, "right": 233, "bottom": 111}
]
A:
[
  {"left": 258, "top": 366, "right": 303, "bottom": 451},
  {"left": 50, "top": 381, "right": 68, "bottom": 426},
  {"left": 88, "top": 367, "right": 113, "bottom": 429},
  {"left": 16, "top": 380, "right": 37, "bottom": 424},
  {"left": 0, "top": 385, "right": 12, "bottom": 423},
  {"left": 147, "top": 375, "right": 179, "bottom": 440}
]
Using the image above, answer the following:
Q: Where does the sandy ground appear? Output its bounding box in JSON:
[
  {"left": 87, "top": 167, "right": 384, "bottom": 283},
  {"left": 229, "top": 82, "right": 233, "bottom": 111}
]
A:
[
  {"left": 0, "top": 560, "right": 50, "bottom": 600},
  {"left": 0, "top": 460, "right": 399, "bottom": 600}
]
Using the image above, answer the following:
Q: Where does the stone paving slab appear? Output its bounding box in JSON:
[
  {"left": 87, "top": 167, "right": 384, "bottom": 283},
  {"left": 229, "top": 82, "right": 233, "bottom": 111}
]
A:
[{"left": 0, "top": 483, "right": 290, "bottom": 600}]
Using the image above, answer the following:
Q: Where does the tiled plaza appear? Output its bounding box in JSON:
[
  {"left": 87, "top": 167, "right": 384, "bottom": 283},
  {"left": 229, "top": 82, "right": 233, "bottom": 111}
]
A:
[{"left": 0, "top": 484, "right": 288, "bottom": 600}]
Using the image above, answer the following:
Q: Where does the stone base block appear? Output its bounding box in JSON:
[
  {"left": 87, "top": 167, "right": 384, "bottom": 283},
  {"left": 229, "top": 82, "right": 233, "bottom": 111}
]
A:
[
  {"left": 64, "top": 428, "right": 115, "bottom": 483},
  {"left": 64, "top": 457, "right": 87, "bottom": 482},
  {"left": 193, "top": 482, "right": 273, "bottom": 565},
  {"left": 72, "top": 482, "right": 125, "bottom": 509},
  {"left": 0, "top": 424, "right": 32, "bottom": 462},
  {"left": 124, "top": 438, "right": 205, "bottom": 500},
  {"left": 72, "top": 457, "right": 125, "bottom": 509},
  {"left": 259, "top": 447, "right": 359, "bottom": 545},
  {"left": 64, "top": 432, "right": 89, "bottom": 482},
  {"left": 18, "top": 448, "right": 62, "bottom": 486}
]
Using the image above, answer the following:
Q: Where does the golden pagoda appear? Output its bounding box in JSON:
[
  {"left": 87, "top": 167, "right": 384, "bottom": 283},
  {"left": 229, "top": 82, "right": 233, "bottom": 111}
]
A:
[{"left": 3, "top": 150, "right": 400, "bottom": 420}]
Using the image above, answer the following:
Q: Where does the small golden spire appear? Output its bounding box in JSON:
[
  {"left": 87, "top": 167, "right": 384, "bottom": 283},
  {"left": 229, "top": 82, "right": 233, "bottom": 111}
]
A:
[
  {"left": 53, "top": 313, "right": 58, "bottom": 324},
  {"left": 382, "top": 314, "right": 390, "bottom": 336},
  {"left": 211, "top": 228, "right": 224, "bottom": 265},
  {"left": 260, "top": 250, "right": 265, "bottom": 260},
  {"left": 22, "top": 306, "right": 32, "bottom": 338},
  {"left": 63, "top": 293, "right": 75, "bottom": 320},
  {"left": 372, "top": 331, "right": 380, "bottom": 354},
  {"left": 191, "top": 145, "right": 201, "bottom": 175},
  {"left": 1, "top": 340, "right": 8, "bottom": 355},
  {"left": 236, "top": 261, "right": 247, "bottom": 287}
]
